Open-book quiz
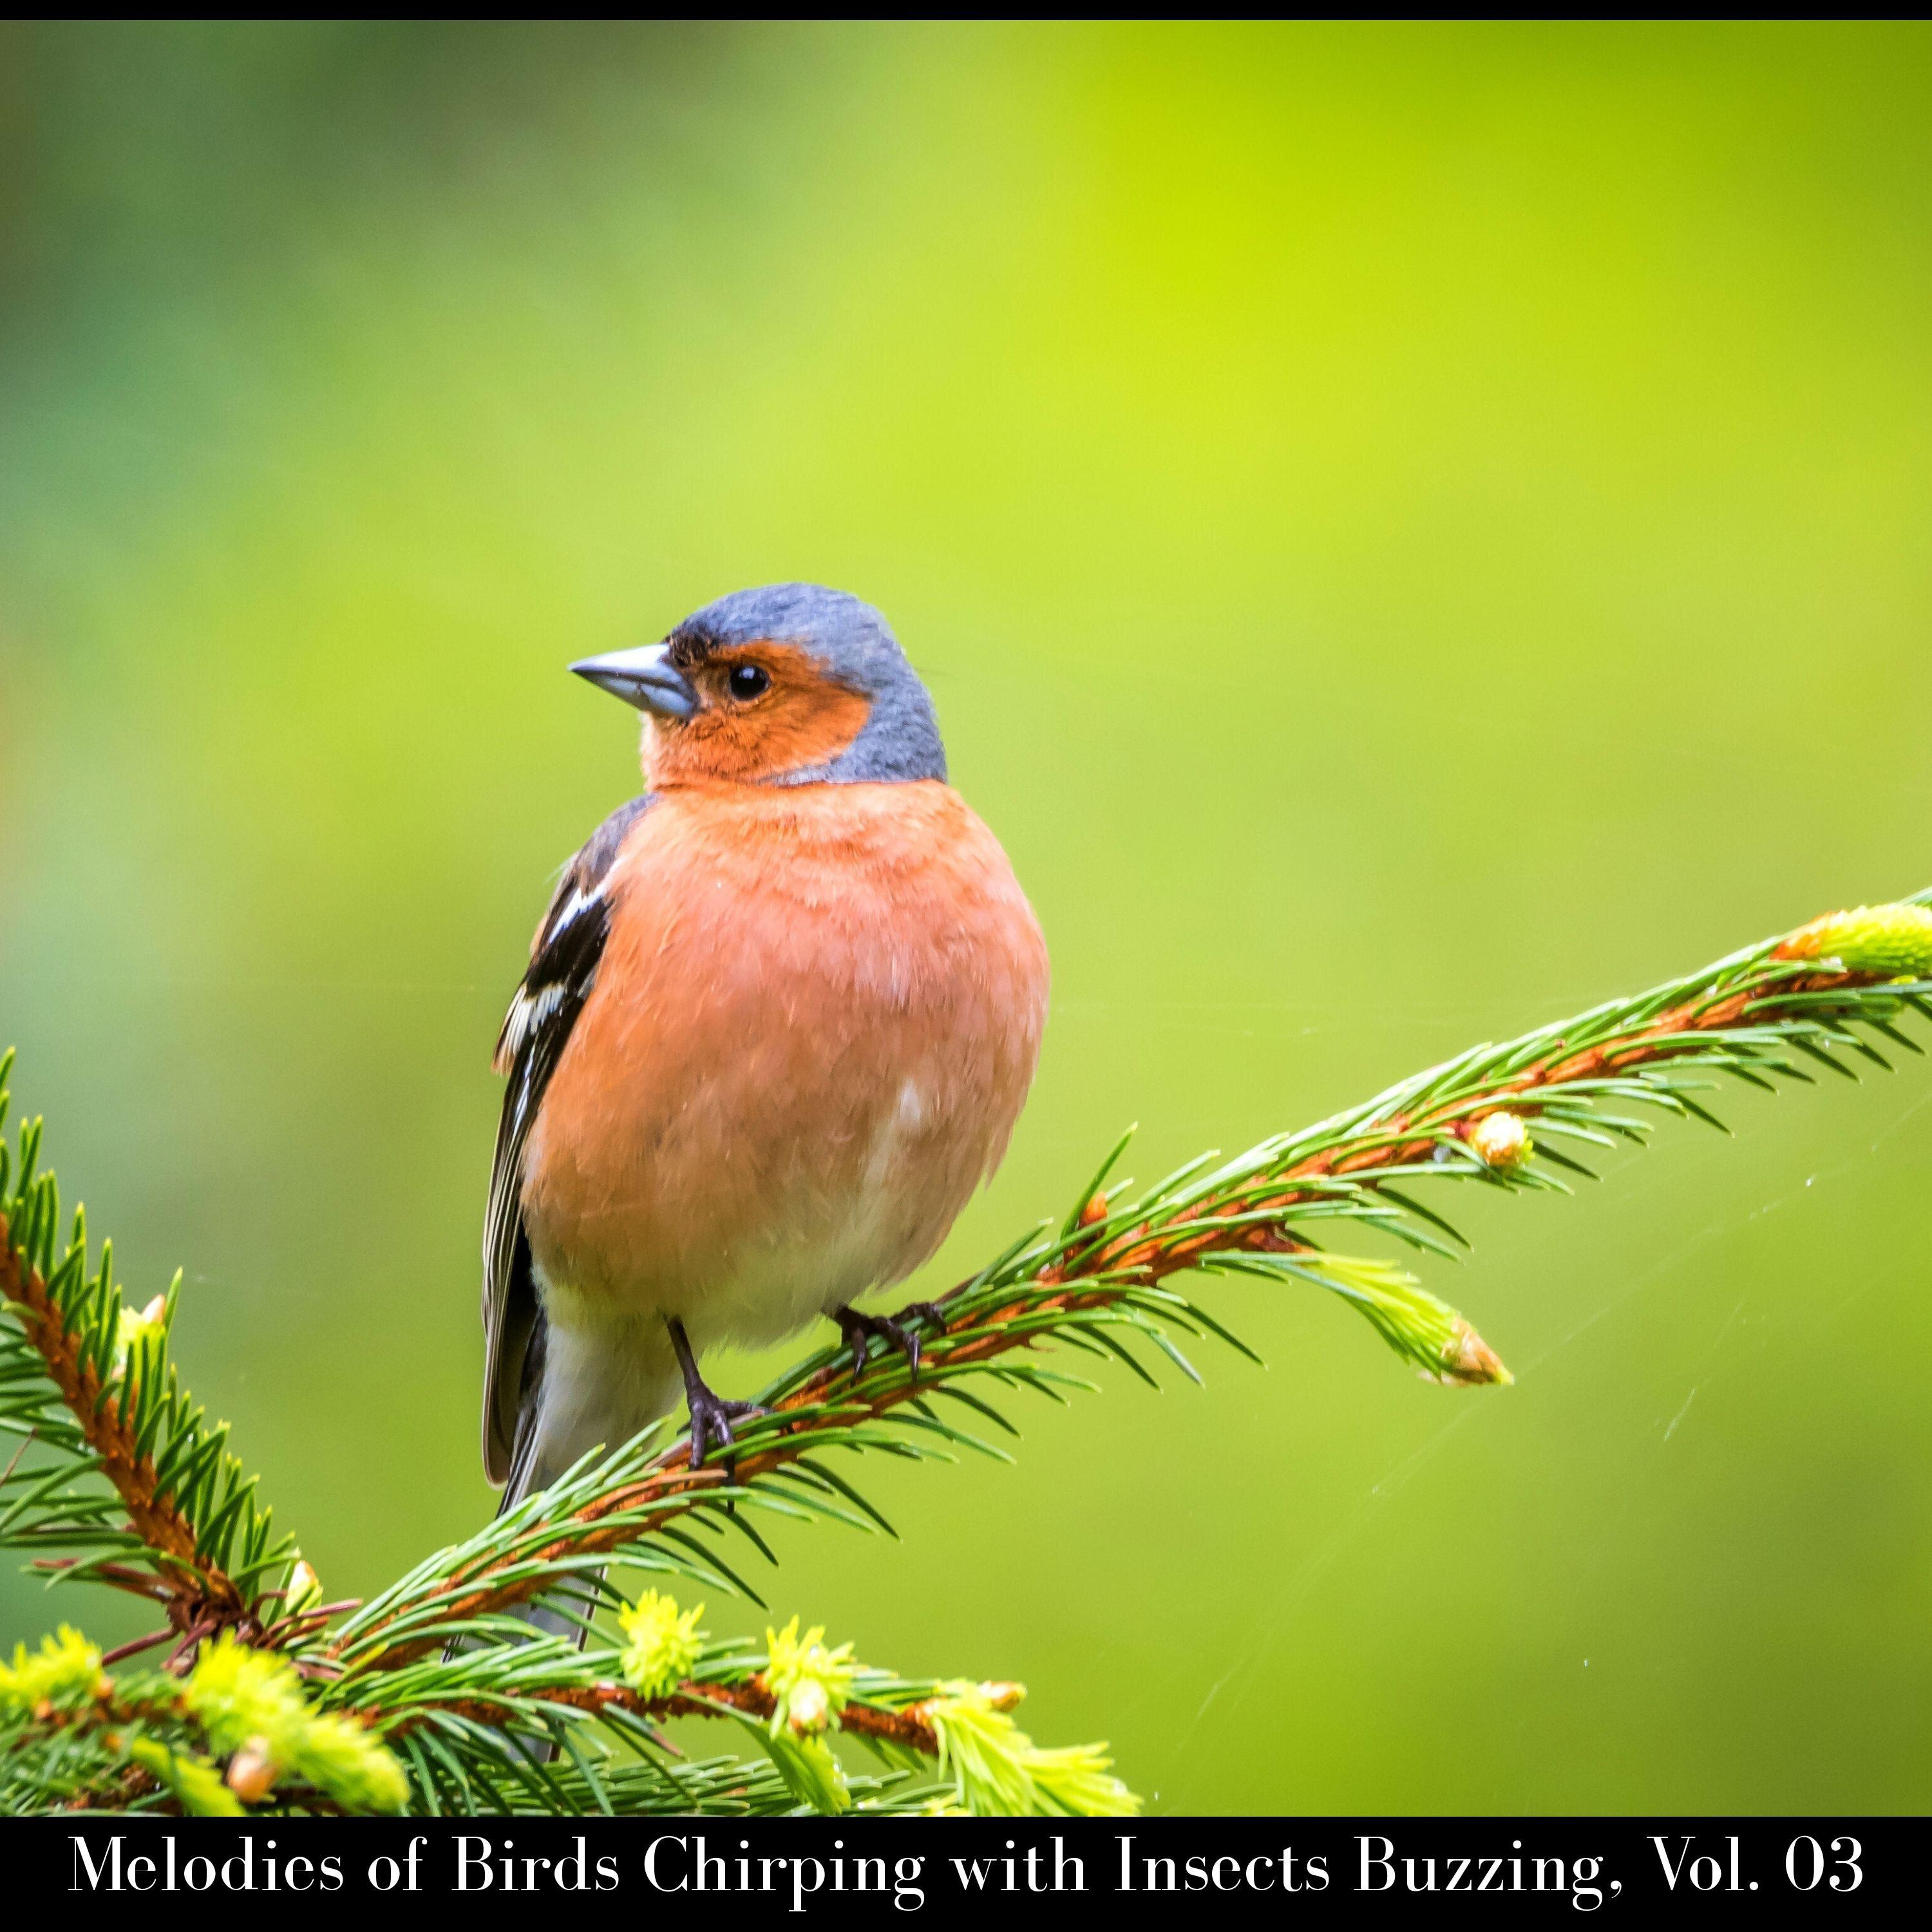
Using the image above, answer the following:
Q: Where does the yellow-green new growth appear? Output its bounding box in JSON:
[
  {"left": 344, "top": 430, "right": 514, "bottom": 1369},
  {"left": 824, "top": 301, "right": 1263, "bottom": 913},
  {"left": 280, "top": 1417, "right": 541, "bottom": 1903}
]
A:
[
  {"left": 285, "top": 1557, "right": 323, "bottom": 1616},
  {"left": 111, "top": 1295, "right": 167, "bottom": 1376},
  {"left": 764, "top": 1615, "right": 858, "bottom": 1736},
  {"left": 0, "top": 1625, "right": 108, "bottom": 1713},
  {"left": 755, "top": 1616, "right": 861, "bottom": 1814},
  {"left": 1781, "top": 902, "right": 1932, "bottom": 979},
  {"left": 1287, "top": 1250, "right": 1511, "bottom": 1387},
  {"left": 128, "top": 1737, "right": 244, "bottom": 1817},
  {"left": 922, "top": 1681, "right": 1139, "bottom": 1817},
  {"left": 617, "top": 1589, "right": 706, "bottom": 1700},
  {"left": 185, "top": 1633, "right": 408, "bottom": 1812},
  {"left": 762, "top": 1728, "right": 848, "bottom": 1814}
]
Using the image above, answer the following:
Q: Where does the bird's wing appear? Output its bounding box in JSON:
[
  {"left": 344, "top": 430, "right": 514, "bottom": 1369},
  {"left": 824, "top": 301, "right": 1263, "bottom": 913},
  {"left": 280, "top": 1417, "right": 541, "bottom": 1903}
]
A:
[{"left": 482, "top": 794, "right": 652, "bottom": 1484}]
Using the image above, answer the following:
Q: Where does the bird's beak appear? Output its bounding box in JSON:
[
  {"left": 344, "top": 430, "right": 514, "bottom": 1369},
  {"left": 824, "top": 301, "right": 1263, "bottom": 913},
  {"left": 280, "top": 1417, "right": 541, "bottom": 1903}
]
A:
[{"left": 569, "top": 644, "right": 699, "bottom": 721}]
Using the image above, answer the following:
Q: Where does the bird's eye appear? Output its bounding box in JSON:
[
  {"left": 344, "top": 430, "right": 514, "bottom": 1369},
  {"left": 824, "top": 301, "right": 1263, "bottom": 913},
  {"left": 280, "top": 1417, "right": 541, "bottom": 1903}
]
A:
[{"left": 726, "top": 664, "right": 770, "bottom": 701}]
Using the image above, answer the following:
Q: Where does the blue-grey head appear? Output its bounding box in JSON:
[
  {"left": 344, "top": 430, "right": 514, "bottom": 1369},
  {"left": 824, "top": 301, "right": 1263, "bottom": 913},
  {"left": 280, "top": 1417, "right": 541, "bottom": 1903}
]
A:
[{"left": 570, "top": 583, "right": 946, "bottom": 788}]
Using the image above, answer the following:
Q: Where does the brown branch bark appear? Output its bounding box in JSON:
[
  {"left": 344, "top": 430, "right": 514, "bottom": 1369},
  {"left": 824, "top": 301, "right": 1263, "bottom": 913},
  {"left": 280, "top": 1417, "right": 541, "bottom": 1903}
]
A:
[
  {"left": 0, "top": 1210, "right": 245, "bottom": 1624},
  {"left": 380, "top": 1674, "right": 945, "bottom": 1756}
]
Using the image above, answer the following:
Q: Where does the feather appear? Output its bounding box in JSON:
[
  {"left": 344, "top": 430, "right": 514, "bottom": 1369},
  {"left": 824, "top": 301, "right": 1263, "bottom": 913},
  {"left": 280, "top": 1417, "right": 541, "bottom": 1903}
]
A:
[{"left": 480, "top": 795, "right": 651, "bottom": 1483}]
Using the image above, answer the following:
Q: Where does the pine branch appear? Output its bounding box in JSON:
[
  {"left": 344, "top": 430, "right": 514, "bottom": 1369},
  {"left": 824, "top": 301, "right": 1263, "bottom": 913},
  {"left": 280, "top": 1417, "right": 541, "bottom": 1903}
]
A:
[
  {"left": 0, "top": 1051, "right": 296, "bottom": 1649},
  {"left": 382, "top": 1678, "right": 945, "bottom": 1752},
  {"left": 334, "top": 1596, "right": 1133, "bottom": 1817},
  {"left": 2, "top": 1622, "right": 408, "bottom": 1815},
  {"left": 0, "top": 1239, "right": 231, "bottom": 1608},
  {"left": 327, "top": 898, "right": 1932, "bottom": 1665},
  {"left": 8, "top": 895, "right": 1932, "bottom": 1818}
]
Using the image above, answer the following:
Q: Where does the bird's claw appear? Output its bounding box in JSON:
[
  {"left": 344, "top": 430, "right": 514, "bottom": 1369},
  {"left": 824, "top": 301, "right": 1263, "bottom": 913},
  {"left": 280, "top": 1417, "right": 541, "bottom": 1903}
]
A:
[
  {"left": 666, "top": 1315, "right": 762, "bottom": 1474},
  {"left": 686, "top": 1385, "right": 763, "bottom": 1473},
  {"left": 835, "top": 1302, "right": 949, "bottom": 1381}
]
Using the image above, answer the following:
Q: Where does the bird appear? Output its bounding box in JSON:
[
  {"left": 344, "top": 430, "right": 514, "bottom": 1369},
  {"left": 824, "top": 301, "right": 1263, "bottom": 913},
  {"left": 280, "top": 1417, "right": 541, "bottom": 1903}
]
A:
[{"left": 480, "top": 583, "right": 1050, "bottom": 1512}]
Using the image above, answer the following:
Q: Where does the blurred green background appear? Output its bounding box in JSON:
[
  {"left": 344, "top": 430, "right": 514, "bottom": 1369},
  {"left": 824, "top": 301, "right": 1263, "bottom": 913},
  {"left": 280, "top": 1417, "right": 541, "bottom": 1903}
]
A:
[{"left": 3, "top": 21, "right": 1929, "bottom": 1814}]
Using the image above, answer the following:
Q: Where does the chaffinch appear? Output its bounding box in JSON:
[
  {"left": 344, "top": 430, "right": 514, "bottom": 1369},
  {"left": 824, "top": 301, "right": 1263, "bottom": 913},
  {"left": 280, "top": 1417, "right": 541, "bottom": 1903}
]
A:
[{"left": 482, "top": 583, "right": 1049, "bottom": 1505}]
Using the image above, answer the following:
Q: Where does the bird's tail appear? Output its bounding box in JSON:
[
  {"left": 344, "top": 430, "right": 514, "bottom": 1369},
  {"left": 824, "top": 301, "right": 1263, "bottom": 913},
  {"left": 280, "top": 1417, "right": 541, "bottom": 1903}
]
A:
[
  {"left": 491, "top": 1478, "right": 598, "bottom": 1650},
  {"left": 486, "top": 1304, "right": 684, "bottom": 1649}
]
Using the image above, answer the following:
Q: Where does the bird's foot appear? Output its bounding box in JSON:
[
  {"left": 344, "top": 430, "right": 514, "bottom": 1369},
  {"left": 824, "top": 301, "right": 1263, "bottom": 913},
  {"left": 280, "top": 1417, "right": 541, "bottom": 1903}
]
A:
[
  {"left": 685, "top": 1383, "right": 763, "bottom": 1473},
  {"left": 666, "top": 1316, "right": 762, "bottom": 1472},
  {"left": 898, "top": 1300, "right": 950, "bottom": 1342},
  {"left": 834, "top": 1302, "right": 950, "bottom": 1381}
]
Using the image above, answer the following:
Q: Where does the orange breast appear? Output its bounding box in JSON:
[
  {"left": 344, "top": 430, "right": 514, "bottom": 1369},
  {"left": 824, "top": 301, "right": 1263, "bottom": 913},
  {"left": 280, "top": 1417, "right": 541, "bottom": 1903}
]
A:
[{"left": 520, "top": 781, "right": 1049, "bottom": 1349}]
